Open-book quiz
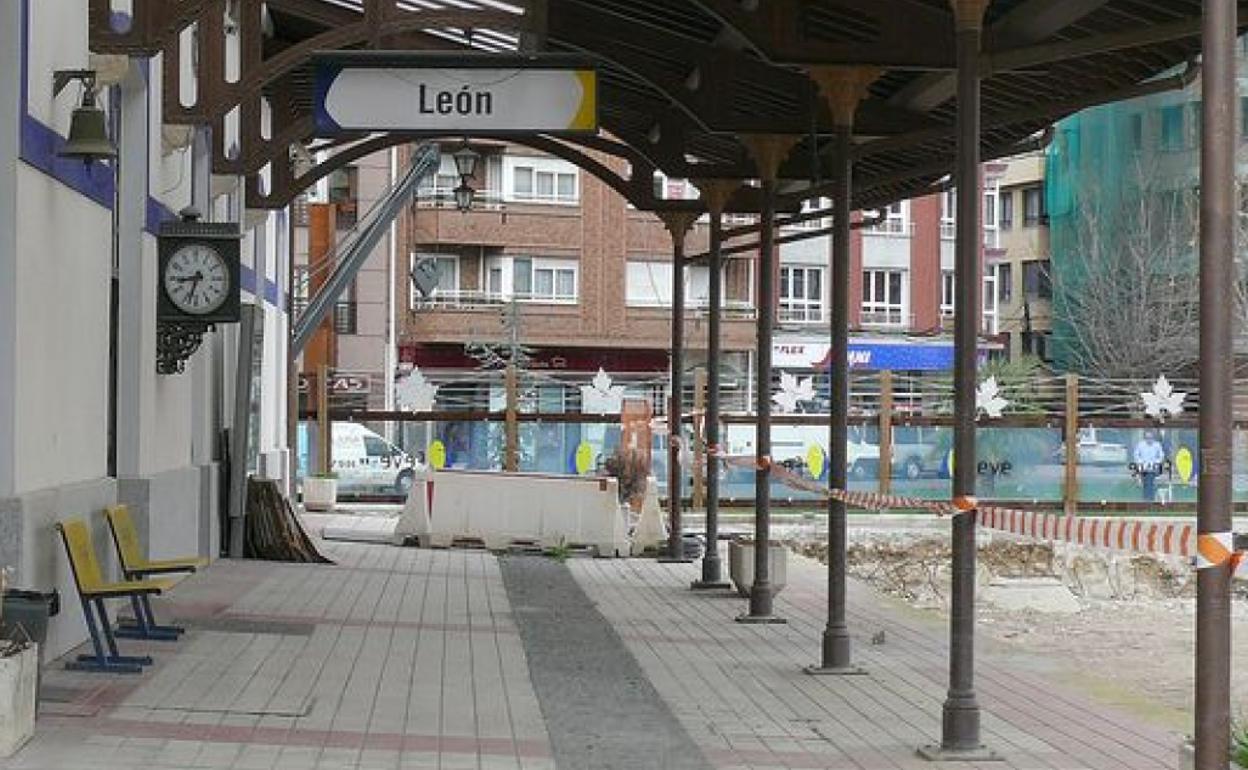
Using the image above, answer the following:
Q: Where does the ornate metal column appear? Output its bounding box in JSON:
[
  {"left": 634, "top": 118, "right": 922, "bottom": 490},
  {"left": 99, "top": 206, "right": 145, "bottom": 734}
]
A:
[
  {"left": 920, "top": 0, "right": 996, "bottom": 760},
  {"left": 805, "top": 67, "right": 878, "bottom": 675},
  {"left": 660, "top": 212, "right": 698, "bottom": 563},
  {"left": 1195, "top": 1, "right": 1236, "bottom": 767},
  {"left": 691, "top": 181, "right": 738, "bottom": 590},
  {"left": 737, "top": 136, "right": 797, "bottom": 624}
]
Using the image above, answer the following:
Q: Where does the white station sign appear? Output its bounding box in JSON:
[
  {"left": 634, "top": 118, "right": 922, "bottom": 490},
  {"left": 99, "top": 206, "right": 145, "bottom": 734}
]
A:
[{"left": 314, "top": 54, "right": 598, "bottom": 135}]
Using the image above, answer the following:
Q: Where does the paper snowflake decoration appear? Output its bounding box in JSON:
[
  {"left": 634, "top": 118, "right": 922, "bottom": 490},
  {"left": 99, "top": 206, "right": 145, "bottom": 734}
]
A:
[
  {"left": 975, "top": 376, "right": 1009, "bottom": 419},
  {"left": 395, "top": 367, "right": 438, "bottom": 412},
  {"left": 772, "top": 371, "right": 816, "bottom": 414},
  {"left": 1141, "top": 375, "right": 1186, "bottom": 421},
  {"left": 581, "top": 367, "right": 626, "bottom": 414}
]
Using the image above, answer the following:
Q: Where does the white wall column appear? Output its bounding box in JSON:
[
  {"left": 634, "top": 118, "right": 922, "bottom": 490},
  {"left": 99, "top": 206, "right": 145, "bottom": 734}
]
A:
[
  {"left": 114, "top": 61, "right": 152, "bottom": 478},
  {"left": 190, "top": 127, "right": 216, "bottom": 468},
  {"left": 0, "top": 0, "right": 22, "bottom": 498}
]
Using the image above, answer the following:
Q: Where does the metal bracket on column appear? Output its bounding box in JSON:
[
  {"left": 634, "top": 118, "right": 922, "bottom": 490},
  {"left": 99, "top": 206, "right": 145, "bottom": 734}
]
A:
[{"left": 156, "top": 322, "right": 210, "bottom": 375}]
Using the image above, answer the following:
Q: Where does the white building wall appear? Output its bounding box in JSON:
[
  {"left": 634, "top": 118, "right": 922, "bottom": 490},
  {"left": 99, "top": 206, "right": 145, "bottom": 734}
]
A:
[{"left": 0, "top": 0, "right": 293, "bottom": 660}]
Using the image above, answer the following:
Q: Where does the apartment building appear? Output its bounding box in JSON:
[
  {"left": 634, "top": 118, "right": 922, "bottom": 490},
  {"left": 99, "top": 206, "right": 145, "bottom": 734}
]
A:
[
  {"left": 991, "top": 153, "right": 1053, "bottom": 362},
  {"left": 294, "top": 141, "right": 1009, "bottom": 423}
]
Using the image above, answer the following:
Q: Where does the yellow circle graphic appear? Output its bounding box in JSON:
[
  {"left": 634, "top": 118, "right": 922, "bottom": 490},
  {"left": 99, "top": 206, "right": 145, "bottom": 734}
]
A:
[
  {"left": 429, "top": 440, "right": 447, "bottom": 470},
  {"left": 1175, "top": 446, "right": 1194, "bottom": 484},
  {"left": 575, "top": 442, "right": 594, "bottom": 475}
]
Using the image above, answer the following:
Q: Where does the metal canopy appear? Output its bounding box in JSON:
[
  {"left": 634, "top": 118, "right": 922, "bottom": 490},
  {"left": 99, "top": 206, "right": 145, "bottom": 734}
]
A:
[{"left": 89, "top": 0, "right": 1245, "bottom": 210}]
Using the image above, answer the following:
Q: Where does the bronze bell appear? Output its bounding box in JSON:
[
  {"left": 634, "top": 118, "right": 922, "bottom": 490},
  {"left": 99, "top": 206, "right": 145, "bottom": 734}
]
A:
[{"left": 58, "top": 89, "right": 116, "bottom": 163}]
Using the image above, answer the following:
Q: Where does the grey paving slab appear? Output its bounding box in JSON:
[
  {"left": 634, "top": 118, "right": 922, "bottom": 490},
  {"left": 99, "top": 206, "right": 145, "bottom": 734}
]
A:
[
  {"left": 568, "top": 546, "right": 1186, "bottom": 770},
  {"left": 499, "top": 555, "right": 715, "bottom": 770}
]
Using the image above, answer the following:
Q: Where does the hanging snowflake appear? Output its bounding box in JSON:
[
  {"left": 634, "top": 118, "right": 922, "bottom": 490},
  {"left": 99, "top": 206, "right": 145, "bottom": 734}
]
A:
[
  {"left": 975, "top": 376, "right": 1009, "bottom": 419},
  {"left": 772, "top": 371, "right": 817, "bottom": 414},
  {"left": 395, "top": 366, "right": 438, "bottom": 412},
  {"left": 1141, "top": 375, "right": 1186, "bottom": 421},
  {"left": 581, "top": 367, "right": 626, "bottom": 414}
]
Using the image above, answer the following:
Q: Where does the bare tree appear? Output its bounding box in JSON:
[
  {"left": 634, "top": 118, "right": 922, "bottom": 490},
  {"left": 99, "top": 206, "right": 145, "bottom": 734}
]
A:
[{"left": 1053, "top": 162, "right": 1203, "bottom": 378}]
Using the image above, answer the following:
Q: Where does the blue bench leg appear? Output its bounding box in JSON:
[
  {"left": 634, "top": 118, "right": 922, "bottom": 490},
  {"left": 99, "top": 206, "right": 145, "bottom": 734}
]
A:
[
  {"left": 114, "top": 595, "right": 179, "bottom": 641},
  {"left": 66, "top": 597, "right": 145, "bottom": 674}
]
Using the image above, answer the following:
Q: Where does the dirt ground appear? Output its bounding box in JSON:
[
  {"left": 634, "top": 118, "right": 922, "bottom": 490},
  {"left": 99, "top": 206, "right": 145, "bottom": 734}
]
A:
[{"left": 793, "top": 530, "right": 1248, "bottom": 731}]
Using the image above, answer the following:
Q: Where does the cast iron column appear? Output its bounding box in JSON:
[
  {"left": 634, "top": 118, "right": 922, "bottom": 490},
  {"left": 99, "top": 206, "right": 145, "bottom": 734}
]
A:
[
  {"left": 1195, "top": 1, "right": 1236, "bottom": 767},
  {"left": 692, "top": 186, "right": 733, "bottom": 589},
  {"left": 662, "top": 213, "right": 695, "bottom": 563},
  {"left": 921, "top": 1, "right": 994, "bottom": 759},
  {"left": 738, "top": 136, "right": 793, "bottom": 624},
  {"left": 807, "top": 122, "right": 861, "bottom": 672}
]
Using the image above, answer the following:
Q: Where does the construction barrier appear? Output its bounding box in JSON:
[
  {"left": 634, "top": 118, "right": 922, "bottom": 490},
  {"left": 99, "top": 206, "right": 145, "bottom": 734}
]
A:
[
  {"left": 393, "top": 468, "right": 631, "bottom": 557},
  {"left": 718, "top": 452, "right": 1247, "bottom": 577}
]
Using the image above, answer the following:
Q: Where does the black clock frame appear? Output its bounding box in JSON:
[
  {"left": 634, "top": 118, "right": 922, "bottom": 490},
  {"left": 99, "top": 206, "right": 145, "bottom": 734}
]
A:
[
  {"left": 157, "top": 222, "right": 242, "bottom": 324},
  {"left": 156, "top": 216, "right": 243, "bottom": 374}
]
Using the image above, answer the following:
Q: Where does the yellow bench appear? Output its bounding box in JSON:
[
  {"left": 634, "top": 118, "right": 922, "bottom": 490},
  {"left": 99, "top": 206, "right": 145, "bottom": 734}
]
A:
[
  {"left": 104, "top": 505, "right": 207, "bottom": 641},
  {"left": 55, "top": 520, "right": 174, "bottom": 673}
]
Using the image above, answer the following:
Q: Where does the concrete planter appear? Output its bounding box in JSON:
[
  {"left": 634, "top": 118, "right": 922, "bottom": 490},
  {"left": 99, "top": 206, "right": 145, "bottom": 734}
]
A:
[
  {"left": 1179, "top": 739, "right": 1248, "bottom": 770},
  {"left": 302, "top": 477, "right": 338, "bottom": 512},
  {"left": 728, "top": 540, "right": 787, "bottom": 599},
  {"left": 0, "top": 644, "right": 37, "bottom": 757}
]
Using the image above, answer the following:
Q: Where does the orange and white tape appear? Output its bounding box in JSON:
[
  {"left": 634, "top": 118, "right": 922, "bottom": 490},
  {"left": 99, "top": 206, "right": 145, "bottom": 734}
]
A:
[
  {"left": 697, "top": 448, "right": 1242, "bottom": 576},
  {"left": 1195, "top": 532, "right": 1247, "bottom": 574}
]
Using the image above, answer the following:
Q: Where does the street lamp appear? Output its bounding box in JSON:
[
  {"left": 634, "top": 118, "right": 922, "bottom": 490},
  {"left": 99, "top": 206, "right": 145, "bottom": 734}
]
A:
[
  {"left": 454, "top": 182, "right": 474, "bottom": 212},
  {"left": 452, "top": 144, "right": 480, "bottom": 179}
]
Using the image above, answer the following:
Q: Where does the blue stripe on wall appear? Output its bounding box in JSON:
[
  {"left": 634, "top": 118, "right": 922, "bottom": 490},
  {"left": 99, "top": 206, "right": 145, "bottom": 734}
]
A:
[{"left": 16, "top": 0, "right": 283, "bottom": 309}]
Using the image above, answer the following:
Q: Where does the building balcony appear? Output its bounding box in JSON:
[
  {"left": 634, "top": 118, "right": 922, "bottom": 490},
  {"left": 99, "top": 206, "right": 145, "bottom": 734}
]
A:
[
  {"left": 410, "top": 191, "right": 583, "bottom": 250},
  {"left": 860, "top": 310, "right": 914, "bottom": 329},
  {"left": 413, "top": 289, "right": 577, "bottom": 310}
]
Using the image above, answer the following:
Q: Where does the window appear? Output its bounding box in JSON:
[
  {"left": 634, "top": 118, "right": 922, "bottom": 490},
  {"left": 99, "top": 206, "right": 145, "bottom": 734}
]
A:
[
  {"left": 940, "top": 272, "right": 955, "bottom": 318},
  {"left": 1160, "top": 105, "right": 1184, "bottom": 151},
  {"left": 983, "top": 190, "right": 998, "bottom": 229},
  {"left": 1023, "top": 259, "right": 1051, "bottom": 299},
  {"left": 861, "top": 269, "right": 906, "bottom": 327},
  {"left": 334, "top": 279, "right": 358, "bottom": 334},
  {"left": 328, "top": 166, "right": 359, "bottom": 228},
  {"left": 996, "top": 262, "right": 1013, "bottom": 304},
  {"left": 1022, "top": 185, "right": 1045, "bottom": 227},
  {"left": 418, "top": 156, "right": 462, "bottom": 196},
  {"left": 1241, "top": 97, "right": 1248, "bottom": 139},
  {"left": 941, "top": 189, "right": 956, "bottom": 239},
  {"left": 779, "top": 266, "right": 824, "bottom": 322},
  {"left": 871, "top": 201, "right": 909, "bottom": 235},
  {"left": 999, "top": 190, "right": 1014, "bottom": 229},
  {"left": 1023, "top": 331, "right": 1050, "bottom": 362},
  {"left": 625, "top": 261, "right": 716, "bottom": 308},
  {"left": 508, "top": 159, "right": 578, "bottom": 203},
  {"left": 410, "top": 255, "right": 459, "bottom": 307},
  {"left": 481, "top": 255, "right": 579, "bottom": 303},
  {"left": 506, "top": 257, "right": 577, "bottom": 302}
]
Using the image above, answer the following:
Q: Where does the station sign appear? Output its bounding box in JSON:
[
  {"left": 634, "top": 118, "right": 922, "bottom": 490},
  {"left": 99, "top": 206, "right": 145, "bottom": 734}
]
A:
[{"left": 314, "top": 53, "right": 598, "bottom": 135}]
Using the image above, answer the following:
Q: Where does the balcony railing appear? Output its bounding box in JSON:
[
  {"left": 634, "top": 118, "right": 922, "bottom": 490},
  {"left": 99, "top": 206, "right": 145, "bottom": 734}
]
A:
[
  {"left": 413, "top": 289, "right": 577, "bottom": 310},
  {"left": 860, "top": 309, "right": 913, "bottom": 328},
  {"left": 867, "top": 219, "right": 914, "bottom": 236},
  {"left": 414, "top": 188, "right": 505, "bottom": 211},
  {"left": 778, "top": 305, "right": 826, "bottom": 324}
]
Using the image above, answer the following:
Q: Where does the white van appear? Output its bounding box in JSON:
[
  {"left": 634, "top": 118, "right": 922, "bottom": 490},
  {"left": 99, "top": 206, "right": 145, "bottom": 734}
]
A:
[{"left": 328, "top": 423, "right": 420, "bottom": 493}]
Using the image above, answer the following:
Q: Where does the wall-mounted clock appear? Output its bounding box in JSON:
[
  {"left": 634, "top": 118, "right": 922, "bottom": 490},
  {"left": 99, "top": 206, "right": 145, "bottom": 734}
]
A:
[
  {"left": 156, "top": 209, "right": 243, "bottom": 374},
  {"left": 157, "top": 212, "right": 241, "bottom": 324}
]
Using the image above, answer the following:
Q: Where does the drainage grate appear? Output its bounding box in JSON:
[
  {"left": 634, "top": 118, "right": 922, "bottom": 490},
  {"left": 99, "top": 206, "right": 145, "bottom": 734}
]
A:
[{"left": 184, "top": 616, "right": 316, "bottom": 636}]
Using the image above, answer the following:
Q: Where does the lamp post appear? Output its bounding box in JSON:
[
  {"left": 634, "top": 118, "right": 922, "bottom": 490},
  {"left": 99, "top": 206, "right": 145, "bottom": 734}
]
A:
[{"left": 452, "top": 143, "right": 480, "bottom": 212}]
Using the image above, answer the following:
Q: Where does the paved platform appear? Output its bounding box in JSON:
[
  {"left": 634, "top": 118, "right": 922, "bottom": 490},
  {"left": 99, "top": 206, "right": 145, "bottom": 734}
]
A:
[{"left": 0, "top": 529, "right": 1184, "bottom": 770}]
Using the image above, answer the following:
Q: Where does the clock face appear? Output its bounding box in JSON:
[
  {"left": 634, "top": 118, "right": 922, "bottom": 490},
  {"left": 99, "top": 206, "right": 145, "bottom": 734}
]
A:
[{"left": 163, "top": 243, "right": 232, "bottom": 315}]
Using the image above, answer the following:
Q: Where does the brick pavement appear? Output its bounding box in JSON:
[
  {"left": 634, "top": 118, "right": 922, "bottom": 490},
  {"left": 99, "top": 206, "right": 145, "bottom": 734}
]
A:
[
  {"left": 2, "top": 538, "right": 554, "bottom": 770},
  {"left": 570, "top": 550, "right": 1184, "bottom": 770},
  {"left": 1, "top": 529, "right": 1189, "bottom": 770}
]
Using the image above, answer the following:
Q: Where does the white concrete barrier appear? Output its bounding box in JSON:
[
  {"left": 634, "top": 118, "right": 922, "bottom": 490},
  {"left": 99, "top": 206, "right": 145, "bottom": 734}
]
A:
[{"left": 394, "top": 469, "right": 630, "bottom": 557}]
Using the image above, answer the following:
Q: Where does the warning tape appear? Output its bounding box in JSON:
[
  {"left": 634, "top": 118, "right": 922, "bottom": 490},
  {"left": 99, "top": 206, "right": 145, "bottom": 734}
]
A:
[{"left": 711, "top": 450, "right": 1245, "bottom": 575}]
